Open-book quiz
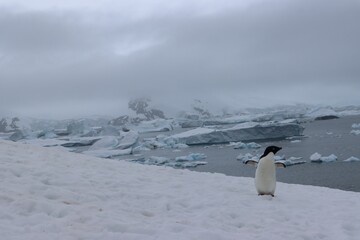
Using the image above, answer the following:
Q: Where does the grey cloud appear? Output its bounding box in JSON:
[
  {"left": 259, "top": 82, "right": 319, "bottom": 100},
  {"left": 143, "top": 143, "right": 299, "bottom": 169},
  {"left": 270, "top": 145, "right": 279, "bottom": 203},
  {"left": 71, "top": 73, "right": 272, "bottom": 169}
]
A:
[{"left": 1, "top": 0, "right": 360, "bottom": 118}]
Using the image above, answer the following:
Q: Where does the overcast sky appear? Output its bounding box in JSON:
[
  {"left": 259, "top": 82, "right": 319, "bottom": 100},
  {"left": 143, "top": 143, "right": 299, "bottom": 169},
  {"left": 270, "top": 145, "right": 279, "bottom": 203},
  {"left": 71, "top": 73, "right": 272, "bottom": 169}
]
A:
[{"left": 1, "top": 0, "right": 359, "bottom": 118}]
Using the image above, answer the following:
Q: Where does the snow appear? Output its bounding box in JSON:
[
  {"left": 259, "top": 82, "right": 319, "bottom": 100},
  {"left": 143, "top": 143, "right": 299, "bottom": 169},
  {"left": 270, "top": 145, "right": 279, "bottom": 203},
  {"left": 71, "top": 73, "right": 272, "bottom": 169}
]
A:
[{"left": 0, "top": 140, "right": 360, "bottom": 239}]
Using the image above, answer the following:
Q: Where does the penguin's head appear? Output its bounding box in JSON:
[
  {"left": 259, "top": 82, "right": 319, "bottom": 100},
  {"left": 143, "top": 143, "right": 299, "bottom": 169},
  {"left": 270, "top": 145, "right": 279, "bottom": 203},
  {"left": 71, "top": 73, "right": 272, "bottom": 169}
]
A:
[{"left": 260, "top": 146, "right": 282, "bottom": 158}]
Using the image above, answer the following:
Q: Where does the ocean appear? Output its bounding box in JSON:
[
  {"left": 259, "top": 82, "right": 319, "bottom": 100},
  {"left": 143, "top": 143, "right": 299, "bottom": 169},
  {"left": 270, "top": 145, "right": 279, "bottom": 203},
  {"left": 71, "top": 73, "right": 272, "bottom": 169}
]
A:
[{"left": 137, "top": 115, "right": 360, "bottom": 192}]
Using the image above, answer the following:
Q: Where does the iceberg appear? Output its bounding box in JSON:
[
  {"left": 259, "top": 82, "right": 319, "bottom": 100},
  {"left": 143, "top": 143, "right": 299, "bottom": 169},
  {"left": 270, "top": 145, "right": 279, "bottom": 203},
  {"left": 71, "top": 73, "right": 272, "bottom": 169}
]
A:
[
  {"left": 352, "top": 123, "right": 360, "bottom": 129},
  {"left": 170, "top": 121, "right": 304, "bottom": 145}
]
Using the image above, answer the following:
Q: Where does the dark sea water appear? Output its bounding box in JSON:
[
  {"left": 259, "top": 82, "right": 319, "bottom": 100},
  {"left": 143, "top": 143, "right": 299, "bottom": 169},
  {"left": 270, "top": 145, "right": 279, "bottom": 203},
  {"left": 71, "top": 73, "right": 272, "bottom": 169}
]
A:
[{"left": 138, "top": 115, "right": 360, "bottom": 192}]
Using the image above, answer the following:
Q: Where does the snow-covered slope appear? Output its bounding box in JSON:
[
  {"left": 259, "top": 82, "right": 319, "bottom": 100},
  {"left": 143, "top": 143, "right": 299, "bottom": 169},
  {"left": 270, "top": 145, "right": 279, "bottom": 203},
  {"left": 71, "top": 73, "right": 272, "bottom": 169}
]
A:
[{"left": 0, "top": 140, "right": 359, "bottom": 240}]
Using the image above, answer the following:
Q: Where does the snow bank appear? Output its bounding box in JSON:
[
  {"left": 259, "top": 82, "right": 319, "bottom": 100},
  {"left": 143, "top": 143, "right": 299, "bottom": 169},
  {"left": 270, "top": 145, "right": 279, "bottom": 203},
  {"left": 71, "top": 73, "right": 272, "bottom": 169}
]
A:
[{"left": 0, "top": 140, "right": 359, "bottom": 240}]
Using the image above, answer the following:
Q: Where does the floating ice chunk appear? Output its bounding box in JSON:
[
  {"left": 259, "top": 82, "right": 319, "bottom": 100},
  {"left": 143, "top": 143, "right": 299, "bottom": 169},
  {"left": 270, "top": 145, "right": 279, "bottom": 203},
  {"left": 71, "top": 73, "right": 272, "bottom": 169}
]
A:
[
  {"left": 320, "top": 154, "right": 337, "bottom": 162},
  {"left": 282, "top": 157, "right": 306, "bottom": 166},
  {"left": 175, "top": 153, "right": 207, "bottom": 162},
  {"left": 310, "top": 152, "right": 322, "bottom": 161},
  {"left": 350, "top": 130, "right": 360, "bottom": 135},
  {"left": 343, "top": 156, "right": 360, "bottom": 162},
  {"left": 237, "top": 153, "right": 258, "bottom": 163},
  {"left": 352, "top": 123, "right": 360, "bottom": 129},
  {"left": 229, "top": 141, "right": 261, "bottom": 149},
  {"left": 290, "top": 140, "right": 302, "bottom": 143},
  {"left": 311, "top": 153, "right": 337, "bottom": 163}
]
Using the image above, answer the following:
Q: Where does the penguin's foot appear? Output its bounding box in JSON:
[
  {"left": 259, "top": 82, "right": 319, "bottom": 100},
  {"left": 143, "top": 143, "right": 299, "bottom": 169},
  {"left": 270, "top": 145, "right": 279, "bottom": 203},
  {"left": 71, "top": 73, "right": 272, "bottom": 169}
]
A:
[{"left": 258, "top": 193, "right": 275, "bottom": 197}]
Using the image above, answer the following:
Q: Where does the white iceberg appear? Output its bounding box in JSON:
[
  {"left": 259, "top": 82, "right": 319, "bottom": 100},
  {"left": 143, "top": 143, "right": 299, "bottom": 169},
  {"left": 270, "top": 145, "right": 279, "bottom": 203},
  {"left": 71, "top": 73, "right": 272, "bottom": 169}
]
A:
[
  {"left": 171, "top": 121, "right": 304, "bottom": 145},
  {"left": 352, "top": 123, "right": 360, "bottom": 129}
]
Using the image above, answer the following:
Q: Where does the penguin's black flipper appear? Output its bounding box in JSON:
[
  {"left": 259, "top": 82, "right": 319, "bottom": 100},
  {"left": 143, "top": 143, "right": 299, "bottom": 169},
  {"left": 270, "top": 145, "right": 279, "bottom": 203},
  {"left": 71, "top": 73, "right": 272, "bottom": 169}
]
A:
[
  {"left": 244, "top": 160, "right": 258, "bottom": 167},
  {"left": 275, "top": 162, "right": 286, "bottom": 168}
]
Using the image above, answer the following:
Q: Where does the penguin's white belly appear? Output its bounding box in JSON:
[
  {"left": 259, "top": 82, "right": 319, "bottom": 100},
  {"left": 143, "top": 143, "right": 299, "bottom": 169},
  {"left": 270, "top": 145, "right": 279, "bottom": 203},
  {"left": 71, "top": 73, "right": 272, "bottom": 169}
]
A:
[{"left": 255, "top": 156, "right": 276, "bottom": 195}]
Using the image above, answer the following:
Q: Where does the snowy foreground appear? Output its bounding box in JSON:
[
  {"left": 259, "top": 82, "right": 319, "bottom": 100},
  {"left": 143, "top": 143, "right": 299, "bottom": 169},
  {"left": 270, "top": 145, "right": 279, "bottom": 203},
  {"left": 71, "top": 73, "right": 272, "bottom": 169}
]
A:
[{"left": 1, "top": 140, "right": 359, "bottom": 240}]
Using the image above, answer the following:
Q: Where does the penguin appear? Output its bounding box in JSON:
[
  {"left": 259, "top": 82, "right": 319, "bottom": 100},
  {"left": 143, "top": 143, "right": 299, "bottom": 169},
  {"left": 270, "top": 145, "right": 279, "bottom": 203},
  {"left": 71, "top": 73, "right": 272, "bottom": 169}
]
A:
[{"left": 245, "top": 146, "right": 285, "bottom": 197}]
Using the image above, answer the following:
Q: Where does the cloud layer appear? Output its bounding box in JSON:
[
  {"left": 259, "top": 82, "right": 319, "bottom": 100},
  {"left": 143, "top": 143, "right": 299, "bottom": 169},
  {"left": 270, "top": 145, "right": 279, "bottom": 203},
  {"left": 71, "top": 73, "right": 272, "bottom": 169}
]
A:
[{"left": 1, "top": 0, "right": 359, "bottom": 118}]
